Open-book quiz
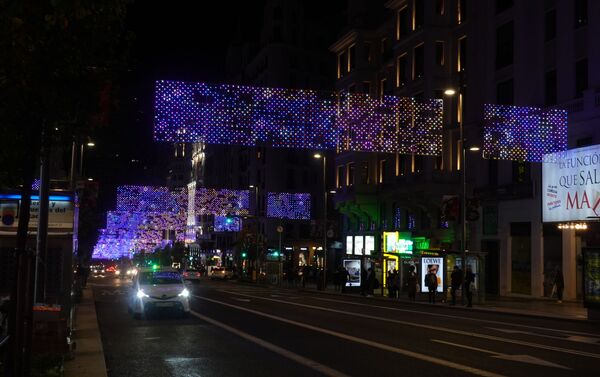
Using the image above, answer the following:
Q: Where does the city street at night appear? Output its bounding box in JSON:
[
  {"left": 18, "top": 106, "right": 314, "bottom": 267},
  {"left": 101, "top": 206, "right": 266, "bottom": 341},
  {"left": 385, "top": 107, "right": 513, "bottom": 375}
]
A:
[{"left": 90, "top": 276, "right": 600, "bottom": 377}]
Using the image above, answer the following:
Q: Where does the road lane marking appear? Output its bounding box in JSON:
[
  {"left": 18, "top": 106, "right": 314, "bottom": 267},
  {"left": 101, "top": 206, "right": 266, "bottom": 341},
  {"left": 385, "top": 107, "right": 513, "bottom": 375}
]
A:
[
  {"left": 231, "top": 297, "right": 251, "bottom": 302},
  {"left": 189, "top": 310, "right": 351, "bottom": 377},
  {"left": 310, "top": 296, "right": 600, "bottom": 338},
  {"left": 193, "top": 296, "right": 505, "bottom": 377},
  {"left": 215, "top": 291, "right": 600, "bottom": 359},
  {"left": 488, "top": 327, "right": 600, "bottom": 344},
  {"left": 431, "top": 339, "right": 570, "bottom": 370}
]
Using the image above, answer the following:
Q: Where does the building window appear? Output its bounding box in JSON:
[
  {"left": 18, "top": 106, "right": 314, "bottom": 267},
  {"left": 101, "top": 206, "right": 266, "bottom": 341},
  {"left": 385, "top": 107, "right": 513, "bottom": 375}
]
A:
[
  {"left": 458, "top": 0, "right": 466, "bottom": 24},
  {"left": 273, "top": 26, "right": 282, "bottom": 42},
  {"left": 413, "top": 0, "right": 424, "bottom": 30},
  {"left": 363, "top": 81, "right": 371, "bottom": 95},
  {"left": 575, "top": 58, "right": 588, "bottom": 98},
  {"left": 336, "top": 166, "right": 344, "bottom": 188},
  {"left": 545, "top": 9, "right": 556, "bottom": 41},
  {"left": 364, "top": 42, "right": 372, "bottom": 64},
  {"left": 346, "top": 163, "right": 355, "bottom": 186},
  {"left": 379, "top": 159, "right": 386, "bottom": 183},
  {"left": 361, "top": 161, "right": 369, "bottom": 184},
  {"left": 436, "top": 0, "right": 445, "bottom": 15},
  {"left": 496, "top": 0, "right": 513, "bottom": 14},
  {"left": 348, "top": 44, "right": 356, "bottom": 71},
  {"left": 457, "top": 36, "right": 467, "bottom": 72},
  {"left": 379, "top": 78, "right": 387, "bottom": 98},
  {"left": 337, "top": 51, "right": 347, "bottom": 78},
  {"left": 575, "top": 0, "right": 588, "bottom": 28},
  {"left": 397, "top": 6, "right": 410, "bottom": 40},
  {"left": 545, "top": 70, "right": 557, "bottom": 106},
  {"left": 496, "top": 21, "right": 514, "bottom": 69},
  {"left": 273, "top": 6, "right": 283, "bottom": 20},
  {"left": 435, "top": 41, "right": 445, "bottom": 66},
  {"left": 396, "top": 53, "right": 408, "bottom": 87},
  {"left": 496, "top": 79, "right": 514, "bottom": 105},
  {"left": 413, "top": 44, "right": 424, "bottom": 79}
]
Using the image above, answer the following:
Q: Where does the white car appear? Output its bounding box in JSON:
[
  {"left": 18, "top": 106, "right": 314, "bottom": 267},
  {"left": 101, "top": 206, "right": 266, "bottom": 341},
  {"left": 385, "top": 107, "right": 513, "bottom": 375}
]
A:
[
  {"left": 209, "top": 267, "right": 234, "bottom": 280},
  {"left": 129, "top": 267, "right": 190, "bottom": 318}
]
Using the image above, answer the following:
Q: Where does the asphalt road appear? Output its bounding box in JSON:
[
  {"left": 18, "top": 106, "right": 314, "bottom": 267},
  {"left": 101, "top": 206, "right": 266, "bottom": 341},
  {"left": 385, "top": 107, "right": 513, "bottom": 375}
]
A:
[{"left": 90, "top": 275, "right": 600, "bottom": 377}]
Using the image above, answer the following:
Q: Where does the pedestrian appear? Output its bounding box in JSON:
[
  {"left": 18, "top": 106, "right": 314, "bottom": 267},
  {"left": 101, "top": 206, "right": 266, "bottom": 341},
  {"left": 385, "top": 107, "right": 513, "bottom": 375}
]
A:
[
  {"left": 333, "top": 268, "right": 340, "bottom": 292},
  {"left": 360, "top": 268, "right": 368, "bottom": 296},
  {"left": 552, "top": 266, "right": 564, "bottom": 303},
  {"left": 387, "top": 270, "right": 394, "bottom": 298},
  {"left": 340, "top": 266, "right": 349, "bottom": 293},
  {"left": 425, "top": 266, "right": 438, "bottom": 303},
  {"left": 300, "top": 265, "right": 307, "bottom": 288},
  {"left": 407, "top": 265, "right": 418, "bottom": 301},
  {"left": 450, "top": 265, "right": 463, "bottom": 306},
  {"left": 464, "top": 265, "right": 475, "bottom": 307},
  {"left": 366, "top": 267, "right": 376, "bottom": 297}
]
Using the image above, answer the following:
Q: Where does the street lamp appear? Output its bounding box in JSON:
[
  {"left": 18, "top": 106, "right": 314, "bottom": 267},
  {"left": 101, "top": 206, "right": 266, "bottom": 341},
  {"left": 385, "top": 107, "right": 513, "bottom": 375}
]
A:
[
  {"left": 69, "top": 138, "right": 95, "bottom": 189},
  {"left": 314, "top": 152, "right": 327, "bottom": 290}
]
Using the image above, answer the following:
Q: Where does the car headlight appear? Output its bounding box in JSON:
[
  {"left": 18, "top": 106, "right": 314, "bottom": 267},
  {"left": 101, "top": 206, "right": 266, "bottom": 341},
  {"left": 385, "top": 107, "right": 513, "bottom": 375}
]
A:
[
  {"left": 115, "top": 270, "right": 121, "bottom": 275},
  {"left": 178, "top": 288, "right": 190, "bottom": 298},
  {"left": 136, "top": 289, "right": 149, "bottom": 298}
]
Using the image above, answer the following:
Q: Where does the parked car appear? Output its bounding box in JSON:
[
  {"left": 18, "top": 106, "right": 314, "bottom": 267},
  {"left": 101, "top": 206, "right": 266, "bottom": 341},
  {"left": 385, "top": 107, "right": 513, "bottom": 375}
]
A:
[
  {"left": 128, "top": 267, "right": 190, "bottom": 318},
  {"left": 209, "top": 267, "right": 234, "bottom": 280}
]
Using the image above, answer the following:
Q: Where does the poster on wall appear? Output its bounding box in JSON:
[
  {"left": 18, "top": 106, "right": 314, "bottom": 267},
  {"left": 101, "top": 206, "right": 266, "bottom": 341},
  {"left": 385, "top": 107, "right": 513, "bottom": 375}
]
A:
[
  {"left": 343, "top": 259, "right": 361, "bottom": 287},
  {"left": 346, "top": 236, "right": 353, "bottom": 254},
  {"left": 421, "top": 257, "right": 444, "bottom": 293},
  {"left": 354, "top": 235, "right": 364, "bottom": 255},
  {"left": 542, "top": 145, "right": 600, "bottom": 222},
  {"left": 365, "top": 235, "right": 374, "bottom": 255},
  {"left": 583, "top": 248, "right": 600, "bottom": 309}
]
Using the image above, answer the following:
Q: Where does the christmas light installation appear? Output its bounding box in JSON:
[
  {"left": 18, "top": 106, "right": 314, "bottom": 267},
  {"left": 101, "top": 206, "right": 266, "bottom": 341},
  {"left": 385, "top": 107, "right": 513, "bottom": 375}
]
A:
[
  {"left": 116, "top": 185, "right": 181, "bottom": 213},
  {"left": 266, "top": 192, "right": 311, "bottom": 220},
  {"left": 483, "top": 104, "right": 567, "bottom": 162},
  {"left": 154, "top": 81, "right": 443, "bottom": 155},
  {"left": 194, "top": 188, "right": 250, "bottom": 216},
  {"left": 214, "top": 216, "right": 242, "bottom": 232}
]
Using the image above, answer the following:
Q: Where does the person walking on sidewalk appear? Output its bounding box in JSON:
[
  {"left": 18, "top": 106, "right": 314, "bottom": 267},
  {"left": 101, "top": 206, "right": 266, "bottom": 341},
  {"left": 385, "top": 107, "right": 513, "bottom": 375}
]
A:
[
  {"left": 340, "top": 266, "right": 349, "bottom": 293},
  {"left": 407, "top": 265, "right": 418, "bottom": 301},
  {"left": 464, "top": 265, "right": 475, "bottom": 307},
  {"left": 425, "top": 268, "right": 438, "bottom": 303},
  {"left": 450, "top": 266, "right": 463, "bottom": 305},
  {"left": 392, "top": 270, "right": 401, "bottom": 299},
  {"left": 366, "top": 267, "right": 376, "bottom": 297},
  {"left": 553, "top": 266, "right": 564, "bottom": 303}
]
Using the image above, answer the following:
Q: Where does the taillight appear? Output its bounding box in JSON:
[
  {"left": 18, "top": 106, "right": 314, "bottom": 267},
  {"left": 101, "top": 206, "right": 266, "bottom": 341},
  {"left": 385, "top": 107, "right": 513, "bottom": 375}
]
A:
[{"left": 196, "top": 272, "right": 200, "bottom": 277}]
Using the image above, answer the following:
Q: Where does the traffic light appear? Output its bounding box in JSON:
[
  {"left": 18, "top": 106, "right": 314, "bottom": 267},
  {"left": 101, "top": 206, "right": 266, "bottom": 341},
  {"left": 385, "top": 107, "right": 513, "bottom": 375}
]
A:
[
  {"left": 272, "top": 251, "right": 280, "bottom": 257},
  {"left": 225, "top": 216, "right": 234, "bottom": 225},
  {"left": 241, "top": 251, "right": 248, "bottom": 259}
]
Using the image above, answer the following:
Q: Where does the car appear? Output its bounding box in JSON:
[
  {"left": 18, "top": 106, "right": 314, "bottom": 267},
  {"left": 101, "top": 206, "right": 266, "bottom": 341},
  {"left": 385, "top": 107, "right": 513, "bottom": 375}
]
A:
[
  {"left": 91, "top": 264, "right": 105, "bottom": 275},
  {"left": 209, "top": 267, "right": 234, "bottom": 280},
  {"left": 182, "top": 269, "right": 201, "bottom": 282},
  {"left": 128, "top": 267, "right": 190, "bottom": 318}
]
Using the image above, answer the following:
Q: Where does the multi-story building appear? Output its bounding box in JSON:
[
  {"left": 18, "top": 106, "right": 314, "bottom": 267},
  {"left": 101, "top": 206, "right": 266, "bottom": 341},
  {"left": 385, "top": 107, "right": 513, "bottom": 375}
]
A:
[{"left": 330, "top": 0, "right": 600, "bottom": 300}]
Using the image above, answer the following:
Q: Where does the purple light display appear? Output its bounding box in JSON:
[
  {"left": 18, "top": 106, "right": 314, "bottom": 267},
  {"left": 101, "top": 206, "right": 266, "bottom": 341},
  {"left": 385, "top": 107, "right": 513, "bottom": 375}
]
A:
[
  {"left": 116, "top": 185, "right": 181, "bottom": 213},
  {"left": 214, "top": 216, "right": 242, "bottom": 232},
  {"left": 336, "top": 94, "right": 443, "bottom": 155},
  {"left": 483, "top": 104, "right": 567, "bottom": 162},
  {"left": 154, "top": 81, "right": 443, "bottom": 155},
  {"left": 195, "top": 188, "right": 249, "bottom": 216},
  {"left": 266, "top": 192, "right": 311, "bottom": 220}
]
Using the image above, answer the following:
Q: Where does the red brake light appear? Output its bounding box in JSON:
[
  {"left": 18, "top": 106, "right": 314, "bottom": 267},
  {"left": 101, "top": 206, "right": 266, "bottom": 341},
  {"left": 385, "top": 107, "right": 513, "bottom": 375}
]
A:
[{"left": 196, "top": 272, "right": 200, "bottom": 277}]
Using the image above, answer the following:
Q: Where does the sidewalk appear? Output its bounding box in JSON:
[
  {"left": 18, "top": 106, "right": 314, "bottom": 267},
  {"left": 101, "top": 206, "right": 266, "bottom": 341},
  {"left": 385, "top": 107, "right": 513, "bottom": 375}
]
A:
[
  {"left": 63, "top": 287, "right": 107, "bottom": 377},
  {"left": 279, "top": 282, "right": 591, "bottom": 321}
]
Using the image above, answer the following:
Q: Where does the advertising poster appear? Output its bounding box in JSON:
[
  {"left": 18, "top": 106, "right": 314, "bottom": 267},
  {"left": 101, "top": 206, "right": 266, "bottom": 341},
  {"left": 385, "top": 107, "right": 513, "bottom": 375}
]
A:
[
  {"left": 421, "top": 257, "right": 444, "bottom": 293},
  {"left": 354, "top": 235, "right": 364, "bottom": 255},
  {"left": 365, "top": 235, "right": 375, "bottom": 255},
  {"left": 346, "top": 236, "right": 353, "bottom": 254},
  {"left": 542, "top": 145, "right": 600, "bottom": 222},
  {"left": 583, "top": 248, "right": 600, "bottom": 308},
  {"left": 343, "top": 259, "right": 361, "bottom": 287}
]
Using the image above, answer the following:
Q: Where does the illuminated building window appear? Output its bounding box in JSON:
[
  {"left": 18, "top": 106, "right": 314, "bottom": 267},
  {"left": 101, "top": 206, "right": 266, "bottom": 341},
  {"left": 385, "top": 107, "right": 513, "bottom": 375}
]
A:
[
  {"left": 346, "top": 163, "right": 355, "bottom": 186},
  {"left": 457, "top": 36, "right": 466, "bottom": 72},
  {"left": 379, "top": 159, "right": 386, "bottom": 183},
  {"left": 397, "top": 6, "right": 410, "bottom": 40},
  {"left": 336, "top": 166, "right": 344, "bottom": 188},
  {"left": 457, "top": 0, "right": 466, "bottom": 24},
  {"left": 379, "top": 78, "right": 387, "bottom": 98},
  {"left": 348, "top": 44, "right": 356, "bottom": 72},
  {"left": 396, "top": 53, "right": 408, "bottom": 87},
  {"left": 413, "top": 0, "right": 424, "bottom": 30},
  {"left": 337, "top": 51, "right": 347, "bottom": 78},
  {"left": 435, "top": 41, "right": 445, "bottom": 66},
  {"left": 413, "top": 44, "right": 424, "bottom": 79}
]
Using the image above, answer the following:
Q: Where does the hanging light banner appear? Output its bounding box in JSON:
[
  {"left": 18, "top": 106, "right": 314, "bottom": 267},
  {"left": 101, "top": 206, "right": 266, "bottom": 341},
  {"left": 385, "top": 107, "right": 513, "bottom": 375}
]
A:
[
  {"left": 266, "top": 192, "right": 310, "bottom": 220},
  {"left": 154, "top": 81, "right": 443, "bottom": 155},
  {"left": 483, "top": 104, "right": 567, "bottom": 162},
  {"left": 542, "top": 144, "right": 600, "bottom": 222}
]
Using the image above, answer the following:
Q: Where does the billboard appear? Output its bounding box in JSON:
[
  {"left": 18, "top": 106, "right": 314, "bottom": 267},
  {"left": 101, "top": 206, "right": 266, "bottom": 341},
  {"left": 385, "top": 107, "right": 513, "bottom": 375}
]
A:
[
  {"left": 343, "top": 259, "right": 361, "bottom": 287},
  {"left": 542, "top": 145, "right": 600, "bottom": 222},
  {"left": 383, "top": 231, "right": 413, "bottom": 254},
  {"left": 421, "top": 257, "right": 444, "bottom": 293}
]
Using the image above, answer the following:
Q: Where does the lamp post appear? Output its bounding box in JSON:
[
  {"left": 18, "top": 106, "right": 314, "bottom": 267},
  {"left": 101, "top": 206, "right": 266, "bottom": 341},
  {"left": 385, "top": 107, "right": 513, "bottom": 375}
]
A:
[
  {"left": 314, "top": 153, "right": 327, "bottom": 290},
  {"left": 69, "top": 138, "right": 95, "bottom": 189},
  {"left": 249, "top": 185, "right": 259, "bottom": 280}
]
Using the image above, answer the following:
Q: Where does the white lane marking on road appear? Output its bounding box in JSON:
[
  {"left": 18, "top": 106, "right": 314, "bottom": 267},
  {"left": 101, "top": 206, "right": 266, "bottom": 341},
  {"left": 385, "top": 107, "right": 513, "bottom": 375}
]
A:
[
  {"left": 193, "top": 296, "right": 505, "bottom": 377},
  {"left": 431, "top": 339, "right": 570, "bottom": 370},
  {"left": 488, "top": 327, "right": 600, "bottom": 344},
  {"left": 231, "top": 297, "right": 251, "bottom": 302},
  {"left": 217, "top": 290, "right": 600, "bottom": 359},
  {"left": 189, "top": 310, "right": 350, "bottom": 377},
  {"left": 311, "top": 296, "right": 600, "bottom": 337},
  {"left": 143, "top": 337, "right": 161, "bottom": 341}
]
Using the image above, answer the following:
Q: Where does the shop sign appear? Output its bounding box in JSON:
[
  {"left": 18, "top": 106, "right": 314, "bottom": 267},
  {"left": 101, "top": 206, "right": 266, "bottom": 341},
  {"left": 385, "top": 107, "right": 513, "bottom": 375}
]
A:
[
  {"left": 421, "top": 257, "right": 444, "bottom": 293},
  {"left": 412, "top": 237, "right": 430, "bottom": 250},
  {"left": 542, "top": 145, "right": 600, "bottom": 222},
  {"left": 0, "top": 197, "right": 74, "bottom": 230},
  {"left": 383, "top": 231, "right": 413, "bottom": 254},
  {"left": 583, "top": 248, "right": 600, "bottom": 309},
  {"left": 343, "top": 259, "right": 361, "bottom": 287}
]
